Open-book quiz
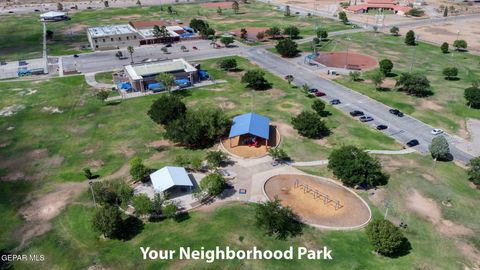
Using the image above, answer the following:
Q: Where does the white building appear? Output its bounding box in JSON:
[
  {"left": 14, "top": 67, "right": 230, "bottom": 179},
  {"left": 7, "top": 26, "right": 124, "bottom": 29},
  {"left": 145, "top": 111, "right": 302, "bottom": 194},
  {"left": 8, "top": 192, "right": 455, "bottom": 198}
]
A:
[
  {"left": 86, "top": 25, "right": 141, "bottom": 50},
  {"left": 40, "top": 11, "right": 69, "bottom": 22},
  {"left": 150, "top": 166, "right": 194, "bottom": 194}
]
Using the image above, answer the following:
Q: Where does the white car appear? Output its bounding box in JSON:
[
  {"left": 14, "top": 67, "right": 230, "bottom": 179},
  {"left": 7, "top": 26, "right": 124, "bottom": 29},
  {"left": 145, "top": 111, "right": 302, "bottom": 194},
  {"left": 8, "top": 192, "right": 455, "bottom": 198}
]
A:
[{"left": 431, "top": 129, "right": 444, "bottom": 135}]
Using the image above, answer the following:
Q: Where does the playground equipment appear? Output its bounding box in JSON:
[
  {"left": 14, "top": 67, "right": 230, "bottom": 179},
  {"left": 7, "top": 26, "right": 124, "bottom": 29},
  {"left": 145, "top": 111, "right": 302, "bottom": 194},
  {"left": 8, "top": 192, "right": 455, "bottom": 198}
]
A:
[{"left": 294, "top": 179, "right": 343, "bottom": 210}]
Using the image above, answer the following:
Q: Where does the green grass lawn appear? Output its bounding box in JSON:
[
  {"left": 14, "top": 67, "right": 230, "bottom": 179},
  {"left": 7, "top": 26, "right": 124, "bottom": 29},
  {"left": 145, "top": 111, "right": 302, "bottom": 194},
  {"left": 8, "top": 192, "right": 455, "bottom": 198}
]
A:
[
  {"left": 302, "top": 32, "right": 480, "bottom": 135},
  {"left": 0, "top": 1, "right": 348, "bottom": 61},
  {"left": 94, "top": 71, "right": 114, "bottom": 84}
]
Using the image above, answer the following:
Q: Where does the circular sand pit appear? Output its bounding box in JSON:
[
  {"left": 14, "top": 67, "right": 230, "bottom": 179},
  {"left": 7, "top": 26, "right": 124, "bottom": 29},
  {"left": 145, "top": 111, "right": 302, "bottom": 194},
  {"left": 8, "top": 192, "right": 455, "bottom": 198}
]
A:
[
  {"left": 221, "top": 126, "right": 281, "bottom": 158},
  {"left": 314, "top": 52, "right": 377, "bottom": 70},
  {"left": 264, "top": 174, "right": 371, "bottom": 229},
  {"left": 201, "top": 1, "right": 236, "bottom": 8}
]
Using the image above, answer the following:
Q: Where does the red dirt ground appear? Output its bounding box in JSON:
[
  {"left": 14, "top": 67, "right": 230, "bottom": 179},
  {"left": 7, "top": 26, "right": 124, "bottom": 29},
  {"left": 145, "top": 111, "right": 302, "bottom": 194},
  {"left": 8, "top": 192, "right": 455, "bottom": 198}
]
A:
[
  {"left": 264, "top": 174, "right": 371, "bottom": 229},
  {"left": 201, "top": 2, "right": 236, "bottom": 8},
  {"left": 314, "top": 52, "right": 377, "bottom": 70},
  {"left": 229, "top": 27, "right": 283, "bottom": 41}
]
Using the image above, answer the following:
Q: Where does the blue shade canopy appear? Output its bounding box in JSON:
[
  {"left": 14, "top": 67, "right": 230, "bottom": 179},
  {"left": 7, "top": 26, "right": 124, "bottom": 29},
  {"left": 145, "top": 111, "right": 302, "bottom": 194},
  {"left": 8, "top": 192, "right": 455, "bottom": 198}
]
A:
[
  {"left": 228, "top": 112, "right": 270, "bottom": 140},
  {"left": 150, "top": 166, "right": 193, "bottom": 193}
]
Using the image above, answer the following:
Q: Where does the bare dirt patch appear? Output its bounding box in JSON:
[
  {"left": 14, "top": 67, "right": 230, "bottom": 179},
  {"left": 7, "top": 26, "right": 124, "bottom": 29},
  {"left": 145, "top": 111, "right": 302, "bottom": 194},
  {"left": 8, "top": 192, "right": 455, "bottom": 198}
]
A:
[
  {"left": 0, "top": 149, "right": 64, "bottom": 181},
  {"left": 315, "top": 52, "right": 377, "bottom": 70},
  {"left": 379, "top": 155, "right": 417, "bottom": 173},
  {"left": 0, "top": 104, "right": 26, "bottom": 117},
  {"left": 265, "top": 174, "right": 371, "bottom": 228},
  {"left": 419, "top": 100, "right": 445, "bottom": 112},
  {"left": 15, "top": 182, "right": 86, "bottom": 249},
  {"left": 380, "top": 78, "right": 396, "bottom": 89},
  {"left": 273, "top": 121, "right": 297, "bottom": 138},
  {"left": 368, "top": 187, "right": 386, "bottom": 206}
]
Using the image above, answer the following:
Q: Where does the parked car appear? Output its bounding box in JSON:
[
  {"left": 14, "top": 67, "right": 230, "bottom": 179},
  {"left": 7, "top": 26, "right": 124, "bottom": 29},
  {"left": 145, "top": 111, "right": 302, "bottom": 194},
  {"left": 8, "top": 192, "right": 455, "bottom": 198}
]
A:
[
  {"left": 308, "top": 88, "right": 318, "bottom": 93},
  {"left": 359, "top": 116, "right": 374, "bottom": 122},
  {"left": 165, "top": 44, "right": 172, "bottom": 47},
  {"left": 431, "top": 128, "right": 444, "bottom": 135},
  {"left": 376, "top": 124, "right": 388, "bottom": 130},
  {"left": 73, "top": 54, "right": 79, "bottom": 58},
  {"left": 34, "top": 9, "right": 40, "bottom": 12},
  {"left": 350, "top": 110, "right": 364, "bottom": 117},
  {"left": 192, "top": 46, "right": 198, "bottom": 50},
  {"left": 389, "top": 109, "right": 404, "bottom": 117},
  {"left": 8, "top": 11, "right": 14, "bottom": 14},
  {"left": 406, "top": 139, "right": 419, "bottom": 147},
  {"left": 314, "top": 91, "right": 326, "bottom": 97},
  {"left": 0, "top": 61, "right": 6, "bottom": 66},
  {"left": 330, "top": 99, "right": 341, "bottom": 105}
]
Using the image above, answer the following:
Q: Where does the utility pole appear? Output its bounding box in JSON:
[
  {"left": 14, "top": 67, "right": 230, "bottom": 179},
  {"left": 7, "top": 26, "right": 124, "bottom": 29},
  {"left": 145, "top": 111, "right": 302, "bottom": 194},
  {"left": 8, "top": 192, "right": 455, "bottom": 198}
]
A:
[
  {"left": 42, "top": 22, "right": 49, "bottom": 74},
  {"left": 409, "top": 34, "right": 419, "bottom": 72},
  {"left": 89, "top": 181, "right": 97, "bottom": 207},
  {"left": 384, "top": 201, "right": 390, "bottom": 219}
]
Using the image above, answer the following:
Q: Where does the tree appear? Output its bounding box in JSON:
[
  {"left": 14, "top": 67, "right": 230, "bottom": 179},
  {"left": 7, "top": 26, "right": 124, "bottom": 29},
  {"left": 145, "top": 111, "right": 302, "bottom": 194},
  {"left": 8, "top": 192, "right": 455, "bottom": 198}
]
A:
[
  {"left": 338, "top": 11, "right": 348, "bottom": 24},
  {"left": 316, "top": 29, "right": 328, "bottom": 41},
  {"left": 453, "top": 39, "right": 467, "bottom": 51},
  {"left": 192, "top": 187, "right": 209, "bottom": 202},
  {"left": 96, "top": 89, "right": 110, "bottom": 102},
  {"left": 206, "top": 150, "right": 228, "bottom": 169},
  {"left": 240, "top": 28, "right": 248, "bottom": 39},
  {"left": 395, "top": 73, "right": 432, "bottom": 97},
  {"left": 202, "top": 28, "right": 216, "bottom": 38},
  {"left": 429, "top": 135, "right": 450, "bottom": 161},
  {"left": 443, "top": 6, "right": 448, "bottom": 17},
  {"left": 190, "top": 19, "right": 209, "bottom": 33},
  {"left": 220, "top": 36, "right": 234, "bottom": 47},
  {"left": 132, "top": 194, "right": 152, "bottom": 216},
  {"left": 200, "top": 173, "right": 225, "bottom": 196},
  {"left": 148, "top": 94, "right": 186, "bottom": 125},
  {"left": 136, "top": 0, "right": 142, "bottom": 6},
  {"left": 284, "top": 5, "right": 291, "bottom": 16},
  {"left": 117, "top": 182, "right": 134, "bottom": 208},
  {"left": 404, "top": 30, "right": 416, "bottom": 46},
  {"left": 285, "top": 75, "right": 294, "bottom": 84},
  {"left": 311, "top": 99, "right": 327, "bottom": 116},
  {"left": 379, "top": 59, "right": 394, "bottom": 76},
  {"left": 163, "top": 202, "right": 177, "bottom": 218},
  {"left": 291, "top": 111, "right": 330, "bottom": 139},
  {"left": 232, "top": 0, "right": 240, "bottom": 14},
  {"left": 83, "top": 168, "right": 94, "bottom": 180},
  {"left": 256, "top": 31, "right": 265, "bottom": 40},
  {"left": 349, "top": 71, "right": 361, "bottom": 81},
  {"left": 153, "top": 25, "right": 170, "bottom": 39},
  {"left": 313, "top": 37, "right": 320, "bottom": 45},
  {"left": 440, "top": 42, "right": 449, "bottom": 53},
  {"left": 151, "top": 193, "right": 166, "bottom": 215},
  {"left": 217, "top": 7, "right": 222, "bottom": 15},
  {"left": 57, "top": 2, "right": 63, "bottom": 11},
  {"left": 255, "top": 198, "right": 302, "bottom": 240},
  {"left": 265, "top": 27, "right": 281, "bottom": 39},
  {"left": 405, "top": 8, "right": 425, "bottom": 17},
  {"left": 218, "top": 58, "right": 238, "bottom": 71},
  {"left": 129, "top": 157, "right": 150, "bottom": 182},
  {"left": 155, "top": 73, "right": 176, "bottom": 93},
  {"left": 167, "top": 6, "right": 174, "bottom": 14},
  {"left": 241, "top": 70, "right": 270, "bottom": 90},
  {"left": 464, "top": 86, "right": 480, "bottom": 108},
  {"left": 268, "top": 148, "right": 289, "bottom": 162},
  {"left": 275, "top": 38, "right": 298, "bottom": 58},
  {"left": 328, "top": 145, "right": 389, "bottom": 188},
  {"left": 127, "top": 46, "right": 135, "bottom": 63},
  {"left": 104, "top": 1, "right": 109, "bottom": 8},
  {"left": 390, "top": 26, "right": 399, "bottom": 36},
  {"left": 91, "top": 181, "right": 118, "bottom": 205},
  {"left": 283, "top": 26, "right": 300, "bottom": 39},
  {"left": 92, "top": 205, "right": 122, "bottom": 238},
  {"left": 442, "top": 67, "right": 458, "bottom": 80},
  {"left": 180, "top": 45, "right": 188, "bottom": 52},
  {"left": 165, "top": 108, "right": 230, "bottom": 148},
  {"left": 366, "top": 219, "right": 408, "bottom": 256},
  {"left": 467, "top": 157, "right": 480, "bottom": 186},
  {"left": 369, "top": 70, "right": 385, "bottom": 89},
  {"left": 46, "top": 30, "right": 54, "bottom": 40}
]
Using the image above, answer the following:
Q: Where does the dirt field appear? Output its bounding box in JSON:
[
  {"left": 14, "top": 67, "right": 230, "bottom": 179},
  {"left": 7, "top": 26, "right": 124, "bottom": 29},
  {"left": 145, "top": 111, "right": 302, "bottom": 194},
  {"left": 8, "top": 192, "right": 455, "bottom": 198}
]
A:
[
  {"left": 264, "top": 174, "right": 371, "bottom": 229},
  {"left": 229, "top": 27, "right": 271, "bottom": 41},
  {"left": 221, "top": 126, "right": 280, "bottom": 158},
  {"left": 408, "top": 19, "right": 480, "bottom": 53},
  {"left": 314, "top": 51, "right": 377, "bottom": 70}
]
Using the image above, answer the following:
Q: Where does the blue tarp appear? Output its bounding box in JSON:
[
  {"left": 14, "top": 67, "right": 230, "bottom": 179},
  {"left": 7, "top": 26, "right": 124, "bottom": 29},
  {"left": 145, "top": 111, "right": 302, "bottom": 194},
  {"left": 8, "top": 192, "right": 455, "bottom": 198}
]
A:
[
  {"left": 199, "top": 70, "right": 209, "bottom": 80},
  {"left": 175, "top": 79, "right": 190, "bottom": 87},
  {"left": 228, "top": 112, "right": 270, "bottom": 140},
  {"left": 147, "top": 82, "right": 165, "bottom": 90},
  {"left": 118, "top": 82, "right": 132, "bottom": 90},
  {"left": 179, "top": 32, "right": 194, "bottom": 37},
  {"left": 182, "top": 26, "right": 194, "bottom": 32}
]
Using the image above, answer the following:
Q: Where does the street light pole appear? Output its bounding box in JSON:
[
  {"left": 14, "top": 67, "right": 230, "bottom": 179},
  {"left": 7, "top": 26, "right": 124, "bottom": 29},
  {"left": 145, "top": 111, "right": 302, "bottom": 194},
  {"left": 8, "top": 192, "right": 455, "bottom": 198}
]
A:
[
  {"left": 89, "top": 181, "right": 97, "bottom": 207},
  {"left": 409, "top": 34, "right": 419, "bottom": 72}
]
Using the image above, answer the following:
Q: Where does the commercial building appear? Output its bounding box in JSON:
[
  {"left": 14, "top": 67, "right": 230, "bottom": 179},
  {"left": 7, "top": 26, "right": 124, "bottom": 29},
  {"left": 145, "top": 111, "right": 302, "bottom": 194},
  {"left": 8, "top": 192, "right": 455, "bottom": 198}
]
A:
[
  {"left": 87, "top": 25, "right": 141, "bottom": 50},
  {"left": 123, "top": 58, "right": 199, "bottom": 92}
]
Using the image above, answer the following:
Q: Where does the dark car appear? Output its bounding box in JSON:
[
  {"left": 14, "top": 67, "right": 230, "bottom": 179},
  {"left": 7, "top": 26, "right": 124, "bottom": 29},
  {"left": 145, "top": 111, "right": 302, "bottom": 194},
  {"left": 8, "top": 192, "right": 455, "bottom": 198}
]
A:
[
  {"left": 0, "top": 61, "right": 6, "bottom": 66},
  {"left": 18, "top": 60, "right": 27, "bottom": 66},
  {"left": 330, "top": 99, "right": 341, "bottom": 105},
  {"left": 34, "top": 9, "right": 40, "bottom": 12},
  {"left": 389, "top": 109, "right": 404, "bottom": 117},
  {"left": 406, "top": 139, "right": 419, "bottom": 147},
  {"left": 350, "top": 110, "right": 364, "bottom": 117},
  {"left": 8, "top": 11, "right": 14, "bottom": 14},
  {"left": 308, "top": 88, "right": 318, "bottom": 93},
  {"left": 73, "top": 54, "right": 79, "bottom": 58},
  {"left": 165, "top": 44, "right": 172, "bottom": 47},
  {"left": 314, "top": 91, "right": 326, "bottom": 97},
  {"left": 376, "top": 124, "right": 388, "bottom": 130},
  {"left": 359, "top": 116, "right": 374, "bottom": 122}
]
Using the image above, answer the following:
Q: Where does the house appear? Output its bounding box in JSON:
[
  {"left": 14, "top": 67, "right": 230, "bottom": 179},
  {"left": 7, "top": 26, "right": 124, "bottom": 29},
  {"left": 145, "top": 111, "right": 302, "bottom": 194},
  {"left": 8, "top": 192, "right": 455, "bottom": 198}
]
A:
[
  {"left": 40, "top": 11, "right": 69, "bottom": 22},
  {"left": 149, "top": 166, "right": 194, "bottom": 194},
  {"left": 123, "top": 58, "right": 199, "bottom": 92},
  {"left": 345, "top": 0, "right": 412, "bottom": 15}
]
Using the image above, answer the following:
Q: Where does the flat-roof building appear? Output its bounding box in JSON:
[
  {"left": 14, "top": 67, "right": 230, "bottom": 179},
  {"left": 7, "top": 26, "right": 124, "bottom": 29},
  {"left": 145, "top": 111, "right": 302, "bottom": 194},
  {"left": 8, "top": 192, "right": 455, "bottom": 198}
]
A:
[
  {"left": 86, "top": 25, "right": 141, "bottom": 50},
  {"left": 123, "top": 58, "right": 199, "bottom": 92},
  {"left": 40, "top": 11, "right": 69, "bottom": 22}
]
